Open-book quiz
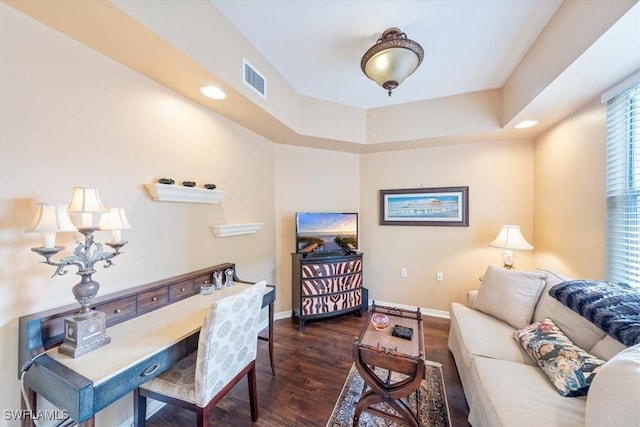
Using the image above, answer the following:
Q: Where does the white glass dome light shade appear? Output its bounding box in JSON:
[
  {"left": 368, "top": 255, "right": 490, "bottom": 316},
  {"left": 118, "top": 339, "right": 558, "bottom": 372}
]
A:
[
  {"left": 363, "top": 47, "right": 421, "bottom": 87},
  {"left": 361, "top": 27, "right": 424, "bottom": 95}
]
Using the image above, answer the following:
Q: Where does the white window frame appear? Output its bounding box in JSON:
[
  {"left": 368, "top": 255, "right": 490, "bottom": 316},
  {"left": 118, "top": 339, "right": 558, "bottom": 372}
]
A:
[{"left": 604, "top": 73, "right": 640, "bottom": 287}]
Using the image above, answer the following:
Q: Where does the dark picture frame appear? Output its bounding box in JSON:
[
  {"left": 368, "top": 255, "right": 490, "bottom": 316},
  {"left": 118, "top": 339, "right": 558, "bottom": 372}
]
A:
[{"left": 379, "top": 186, "right": 469, "bottom": 226}]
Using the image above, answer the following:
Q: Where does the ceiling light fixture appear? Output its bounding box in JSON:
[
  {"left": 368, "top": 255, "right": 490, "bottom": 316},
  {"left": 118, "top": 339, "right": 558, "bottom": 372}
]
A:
[
  {"left": 200, "top": 86, "right": 227, "bottom": 100},
  {"left": 361, "top": 27, "right": 424, "bottom": 96},
  {"left": 515, "top": 120, "right": 538, "bottom": 129}
]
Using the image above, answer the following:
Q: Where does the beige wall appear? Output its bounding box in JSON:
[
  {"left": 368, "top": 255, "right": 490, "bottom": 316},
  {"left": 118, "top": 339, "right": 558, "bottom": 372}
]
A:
[
  {"left": 0, "top": 7, "right": 276, "bottom": 425},
  {"left": 273, "top": 144, "right": 360, "bottom": 317},
  {"left": 533, "top": 99, "right": 607, "bottom": 278},
  {"left": 360, "top": 139, "right": 535, "bottom": 312}
]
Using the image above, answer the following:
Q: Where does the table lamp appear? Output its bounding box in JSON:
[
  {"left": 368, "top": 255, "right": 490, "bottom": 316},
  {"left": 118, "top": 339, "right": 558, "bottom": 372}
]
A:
[
  {"left": 488, "top": 225, "right": 533, "bottom": 270},
  {"left": 26, "top": 187, "right": 131, "bottom": 357}
]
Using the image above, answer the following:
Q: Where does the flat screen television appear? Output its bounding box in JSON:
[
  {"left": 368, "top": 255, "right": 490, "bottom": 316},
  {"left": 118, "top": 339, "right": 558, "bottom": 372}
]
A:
[{"left": 295, "top": 212, "right": 358, "bottom": 254}]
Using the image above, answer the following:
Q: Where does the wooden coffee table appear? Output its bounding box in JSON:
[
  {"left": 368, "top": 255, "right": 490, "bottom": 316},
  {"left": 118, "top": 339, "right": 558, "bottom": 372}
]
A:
[{"left": 352, "top": 303, "right": 425, "bottom": 426}]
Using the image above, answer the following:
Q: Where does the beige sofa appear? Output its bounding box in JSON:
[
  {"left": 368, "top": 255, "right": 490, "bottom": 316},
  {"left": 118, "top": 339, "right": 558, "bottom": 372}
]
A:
[{"left": 448, "top": 266, "right": 640, "bottom": 427}]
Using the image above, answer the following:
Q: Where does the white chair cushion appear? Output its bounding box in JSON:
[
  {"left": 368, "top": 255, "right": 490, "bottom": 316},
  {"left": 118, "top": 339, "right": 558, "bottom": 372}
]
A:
[{"left": 140, "top": 351, "right": 198, "bottom": 403}]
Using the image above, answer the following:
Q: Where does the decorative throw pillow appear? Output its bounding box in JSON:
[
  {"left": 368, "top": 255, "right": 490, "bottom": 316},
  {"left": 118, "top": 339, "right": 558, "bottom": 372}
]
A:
[
  {"left": 514, "top": 319, "right": 606, "bottom": 397},
  {"left": 473, "top": 266, "right": 547, "bottom": 328}
]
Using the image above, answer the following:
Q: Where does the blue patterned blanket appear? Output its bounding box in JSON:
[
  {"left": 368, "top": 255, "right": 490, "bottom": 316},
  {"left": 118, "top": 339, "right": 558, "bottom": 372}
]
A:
[{"left": 549, "top": 280, "right": 640, "bottom": 347}]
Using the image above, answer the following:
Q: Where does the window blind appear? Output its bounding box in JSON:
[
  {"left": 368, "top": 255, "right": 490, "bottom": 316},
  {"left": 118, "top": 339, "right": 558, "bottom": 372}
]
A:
[{"left": 606, "top": 83, "right": 640, "bottom": 286}]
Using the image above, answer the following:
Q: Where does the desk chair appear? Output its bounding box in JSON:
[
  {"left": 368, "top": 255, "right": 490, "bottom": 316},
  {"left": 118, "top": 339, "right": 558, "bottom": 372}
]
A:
[{"left": 134, "top": 281, "right": 267, "bottom": 427}]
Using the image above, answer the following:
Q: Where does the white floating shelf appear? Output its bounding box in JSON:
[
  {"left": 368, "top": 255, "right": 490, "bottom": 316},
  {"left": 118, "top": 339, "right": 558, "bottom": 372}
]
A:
[
  {"left": 210, "top": 223, "right": 262, "bottom": 238},
  {"left": 145, "top": 183, "right": 226, "bottom": 204}
]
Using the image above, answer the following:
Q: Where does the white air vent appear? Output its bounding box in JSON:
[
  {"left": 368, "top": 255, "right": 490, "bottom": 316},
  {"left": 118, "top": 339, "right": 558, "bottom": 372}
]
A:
[{"left": 243, "top": 58, "right": 267, "bottom": 99}]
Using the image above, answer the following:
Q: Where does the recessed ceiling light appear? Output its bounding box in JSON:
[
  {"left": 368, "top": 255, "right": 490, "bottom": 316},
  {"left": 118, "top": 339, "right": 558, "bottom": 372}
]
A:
[
  {"left": 200, "top": 86, "right": 226, "bottom": 100},
  {"left": 515, "top": 120, "right": 538, "bottom": 129}
]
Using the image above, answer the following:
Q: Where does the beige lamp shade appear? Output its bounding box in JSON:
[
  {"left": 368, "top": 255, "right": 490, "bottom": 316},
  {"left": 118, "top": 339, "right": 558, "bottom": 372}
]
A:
[
  {"left": 489, "top": 225, "right": 534, "bottom": 250},
  {"left": 68, "top": 187, "right": 107, "bottom": 228},
  {"left": 68, "top": 187, "right": 106, "bottom": 213},
  {"left": 488, "top": 225, "right": 533, "bottom": 270},
  {"left": 26, "top": 203, "right": 77, "bottom": 232},
  {"left": 98, "top": 207, "right": 132, "bottom": 230},
  {"left": 26, "top": 202, "right": 77, "bottom": 248},
  {"left": 98, "top": 207, "right": 132, "bottom": 243}
]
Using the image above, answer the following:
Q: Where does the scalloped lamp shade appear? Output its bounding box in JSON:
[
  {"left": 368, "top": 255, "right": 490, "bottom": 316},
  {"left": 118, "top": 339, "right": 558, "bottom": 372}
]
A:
[
  {"left": 98, "top": 207, "right": 132, "bottom": 230},
  {"left": 68, "top": 187, "right": 107, "bottom": 228},
  {"left": 26, "top": 202, "right": 77, "bottom": 248},
  {"left": 68, "top": 187, "right": 106, "bottom": 213},
  {"left": 26, "top": 203, "right": 77, "bottom": 232},
  {"left": 98, "top": 207, "right": 132, "bottom": 243}
]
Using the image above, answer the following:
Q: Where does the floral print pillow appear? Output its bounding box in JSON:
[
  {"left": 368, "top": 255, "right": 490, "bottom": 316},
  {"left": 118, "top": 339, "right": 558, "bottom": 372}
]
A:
[{"left": 514, "top": 318, "right": 606, "bottom": 397}]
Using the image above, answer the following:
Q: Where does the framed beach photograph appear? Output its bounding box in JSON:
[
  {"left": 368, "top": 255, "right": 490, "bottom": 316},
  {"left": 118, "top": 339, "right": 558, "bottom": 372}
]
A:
[{"left": 379, "top": 186, "right": 469, "bottom": 226}]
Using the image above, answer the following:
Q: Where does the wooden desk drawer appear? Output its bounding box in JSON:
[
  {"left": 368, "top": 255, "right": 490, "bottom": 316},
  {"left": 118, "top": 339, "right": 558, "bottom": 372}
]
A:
[
  {"left": 193, "top": 274, "right": 213, "bottom": 291},
  {"left": 169, "top": 280, "right": 195, "bottom": 302},
  {"left": 193, "top": 274, "right": 213, "bottom": 294},
  {"left": 96, "top": 296, "right": 137, "bottom": 325},
  {"left": 137, "top": 288, "right": 168, "bottom": 314}
]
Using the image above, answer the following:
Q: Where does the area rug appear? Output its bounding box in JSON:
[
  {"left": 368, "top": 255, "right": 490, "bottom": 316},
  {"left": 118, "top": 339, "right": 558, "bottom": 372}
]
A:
[{"left": 326, "top": 360, "right": 451, "bottom": 427}]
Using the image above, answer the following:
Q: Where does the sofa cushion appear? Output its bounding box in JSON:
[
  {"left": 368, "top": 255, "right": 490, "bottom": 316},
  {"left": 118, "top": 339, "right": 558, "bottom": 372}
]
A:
[
  {"left": 586, "top": 344, "right": 640, "bottom": 427},
  {"left": 549, "top": 279, "right": 640, "bottom": 347},
  {"left": 533, "top": 269, "right": 606, "bottom": 351},
  {"left": 514, "top": 319, "right": 606, "bottom": 397},
  {"left": 450, "top": 302, "right": 535, "bottom": 367},
  {"left": 470, "top": 356, "right": 586, "bottom": 427},
  {"left": 589, "top": 334, "right": 628, "bottom": 361},
  {"left": 474, "top": 266, "right": 547, "bottom": 329}
]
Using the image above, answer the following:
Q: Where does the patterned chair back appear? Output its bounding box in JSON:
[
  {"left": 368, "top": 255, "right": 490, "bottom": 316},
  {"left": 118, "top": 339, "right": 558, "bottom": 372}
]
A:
[{"left": 194, "top": 280, "right": 267, "bottom": 406}]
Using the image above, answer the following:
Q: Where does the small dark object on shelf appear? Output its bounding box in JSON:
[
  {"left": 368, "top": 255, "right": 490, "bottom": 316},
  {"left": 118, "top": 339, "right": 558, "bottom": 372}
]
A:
[
  {"left": 158, "top": 178, "right": 175, "bottom": 185},
  {"left": 392, "top": 325, "right": 413, "bottom": 340},
  {"left": 204, "top": 183, "right": 217, "bottom": 190},
  {"left": 182, "top": 181, "right": 196, "bottom": 187}
]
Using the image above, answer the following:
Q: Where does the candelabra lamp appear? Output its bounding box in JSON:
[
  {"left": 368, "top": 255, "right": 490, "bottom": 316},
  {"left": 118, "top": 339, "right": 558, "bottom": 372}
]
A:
[{"left": 26, "top": 188, "right": 132, "bottom": 357}]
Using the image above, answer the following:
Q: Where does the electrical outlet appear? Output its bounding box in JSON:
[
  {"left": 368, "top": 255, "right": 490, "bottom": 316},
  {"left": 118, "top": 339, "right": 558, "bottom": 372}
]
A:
[
  {"left": 401, "top": 268, "right": 408, "bottom": 278},
  {"left": 436, "top": 271, "right": 444, "bottom": 281}
]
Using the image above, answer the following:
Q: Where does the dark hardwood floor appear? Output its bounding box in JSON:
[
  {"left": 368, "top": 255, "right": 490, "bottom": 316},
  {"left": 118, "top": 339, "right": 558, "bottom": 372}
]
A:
[{"left": 146, "top": 312, "right": 470, "bottom": 427}]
